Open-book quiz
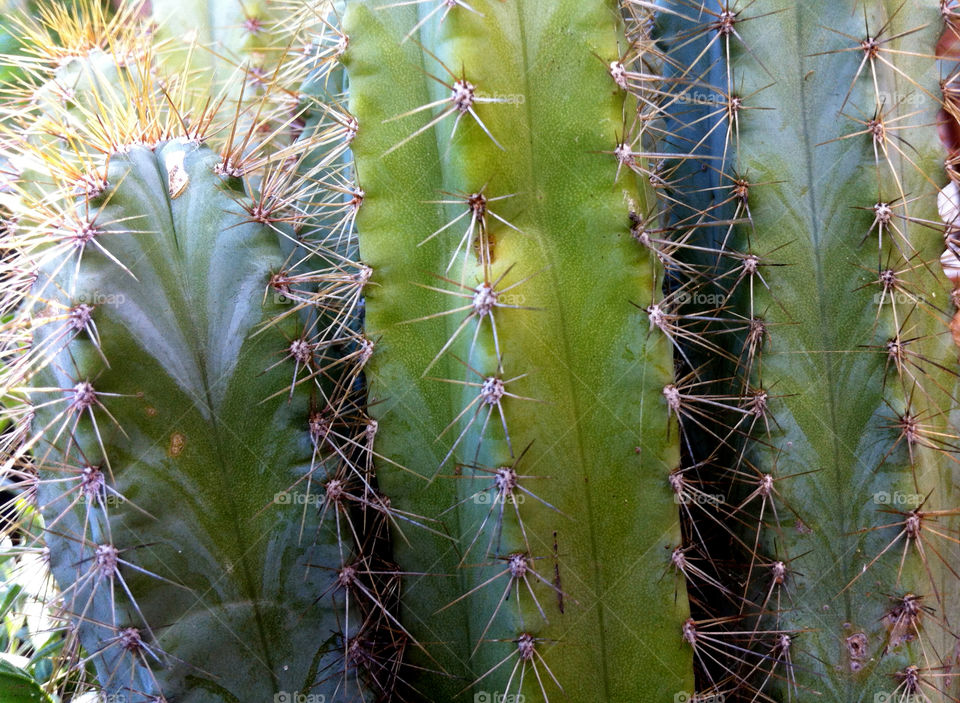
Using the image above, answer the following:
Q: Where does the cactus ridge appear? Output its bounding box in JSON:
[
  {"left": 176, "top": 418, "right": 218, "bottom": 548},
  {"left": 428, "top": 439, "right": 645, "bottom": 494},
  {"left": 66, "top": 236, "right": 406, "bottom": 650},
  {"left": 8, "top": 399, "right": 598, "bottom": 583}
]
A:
[
  {"left": 344, "top": 1, "right": 695, "bottom": 700},
  {"left": 0, "top": 2, "right": 413, "bottom": 700},
  {"left": 643, "top": 1, "right": 960, "bottom": 700}
]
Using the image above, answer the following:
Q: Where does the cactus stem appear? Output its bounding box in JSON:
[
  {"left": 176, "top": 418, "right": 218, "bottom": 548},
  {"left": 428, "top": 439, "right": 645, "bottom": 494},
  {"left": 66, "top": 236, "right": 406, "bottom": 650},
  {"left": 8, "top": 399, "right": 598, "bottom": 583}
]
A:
[
  {"left": 434, "top": 366, "right": 534, "bottom": 469},
  {"left": 402, "top": 266, "right": 538, "bottom": 374},
  {"left": 383, "top": 58, "right": 507, "bottom": 155},
  {"left": 376, "top": 0, "right": 482, "bottom": 44}
]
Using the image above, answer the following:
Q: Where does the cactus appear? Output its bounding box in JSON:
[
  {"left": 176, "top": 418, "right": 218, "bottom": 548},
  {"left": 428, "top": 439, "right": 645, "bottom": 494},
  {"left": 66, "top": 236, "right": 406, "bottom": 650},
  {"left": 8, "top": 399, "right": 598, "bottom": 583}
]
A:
[
  {"left": 24, "top": 138, "right": 358, "bottom": 702},
  {"left": 0, "top": 4, "right": 389, "bottom": 701},
  {"left": 1, "top": 0, "right": 959, "bottom": 702},
  {"left": 649, "top": 1, "right": 960, "bottom": 700},
  {"left": 342, "top": 0, "right": 960, "bottom": 700},
  {"left": 736, "top": 4, "right": 958, "bottom": 701},
  {"left": 344, "top": 1, "right": 694, "bottom": 701}
]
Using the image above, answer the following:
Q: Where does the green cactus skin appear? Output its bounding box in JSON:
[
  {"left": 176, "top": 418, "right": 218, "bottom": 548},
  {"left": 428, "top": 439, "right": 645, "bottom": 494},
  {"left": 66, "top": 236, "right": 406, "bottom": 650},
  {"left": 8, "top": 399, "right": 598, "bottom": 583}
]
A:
[
  {"left": 652, "top": 1, "right": 960, "bottom": 700},
  {"left": 18, "top": 140, "right": 355, "bottom": 702},
  {"left": 150, "top": 0, "right": 282, "bottom": 84},
  {"left": 0, "top": 8, "right": 385, "bottom": 700},
  {"left": 345, "top": 1, "right": 693, "bottom": 700},
  {"left": 1, "top": 0, "right": 956, "bottom": 701},
  {"left": 149, "top": 0, "right": 348, "bottom": 148}
]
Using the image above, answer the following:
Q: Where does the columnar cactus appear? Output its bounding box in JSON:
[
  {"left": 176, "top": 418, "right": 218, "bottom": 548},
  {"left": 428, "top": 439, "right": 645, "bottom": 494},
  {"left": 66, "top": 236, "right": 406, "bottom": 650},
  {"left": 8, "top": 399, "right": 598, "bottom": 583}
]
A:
[
  {"left": 345, "top": 1, "right": 691, "bottom": 701},
  {"left": 0, "top": 5, "right": 390, "bottom": 701},
  {"left": 0, "top": 1, "right": 958, "bottom": 702},
  {"left": 652, "top": 1, "right": 960, "bottom": 700}
]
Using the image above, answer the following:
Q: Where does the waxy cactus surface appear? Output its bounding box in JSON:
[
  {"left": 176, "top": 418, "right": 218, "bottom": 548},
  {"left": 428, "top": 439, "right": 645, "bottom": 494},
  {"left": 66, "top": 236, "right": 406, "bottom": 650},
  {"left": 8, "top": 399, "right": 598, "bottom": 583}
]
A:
[
  {"left": 0, "top": 1, "right": 958, "bottom": 702},
  {"left": 346, "top": 1, "right": 690, "bottom": 700}
]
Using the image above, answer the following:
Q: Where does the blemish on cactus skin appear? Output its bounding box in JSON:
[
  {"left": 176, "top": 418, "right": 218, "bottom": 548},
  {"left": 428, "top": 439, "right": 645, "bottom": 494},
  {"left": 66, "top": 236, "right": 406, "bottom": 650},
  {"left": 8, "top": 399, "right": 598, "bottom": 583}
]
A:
[
  {"left": 168, "top": 432, "right": 186, "bottom": 457},
  {"left": 164, "top": 149, "right": 189, "bottom": 198},
  {"left": 845, "top": 632, "right": 868, "bottom": 672}
]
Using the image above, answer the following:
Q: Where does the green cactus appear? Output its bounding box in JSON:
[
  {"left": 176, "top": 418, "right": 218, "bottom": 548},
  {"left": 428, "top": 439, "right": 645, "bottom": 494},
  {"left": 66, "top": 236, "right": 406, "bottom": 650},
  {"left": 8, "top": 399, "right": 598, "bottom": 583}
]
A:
[
  {"left": 342, "top": 0, "right": 960, "bottom": 700},
  {"left": 0, "top": 5, "right": 389, "bottom": 701},
  {"left": 719, "top": 2, "right": 959, "bottom": 700},
  {"left": 1, "top": 0, "right": 958, "bottom": 701},
  {"left": 344, "top": 1, "right": 692, "bottom": 700},
  {"left": 149, "top": 0, "right": 285, "bottom": 95},
  {"left": 25, "top": 138, "right": 358, "bottom": 702},
  {"left": 646, "top": 1, "right": 960, "bottom": 700}
]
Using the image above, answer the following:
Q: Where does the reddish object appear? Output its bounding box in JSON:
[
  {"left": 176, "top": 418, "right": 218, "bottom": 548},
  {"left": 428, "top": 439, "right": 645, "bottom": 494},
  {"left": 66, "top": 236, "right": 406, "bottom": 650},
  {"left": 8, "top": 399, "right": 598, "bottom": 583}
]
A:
[
  {"left": 938, "top": 21, "right": 960, "bottom": 58},
  {"left": 939, "top": 108, "right": 960, "bottom": 154}
]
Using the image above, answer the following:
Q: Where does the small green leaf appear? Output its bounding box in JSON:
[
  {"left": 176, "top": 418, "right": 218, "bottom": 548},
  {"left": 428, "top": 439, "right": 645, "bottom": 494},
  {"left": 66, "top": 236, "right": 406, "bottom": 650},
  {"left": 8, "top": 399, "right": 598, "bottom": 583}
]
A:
[{"left": 0, "top": 660, "right": 52, "bottom": 703}]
